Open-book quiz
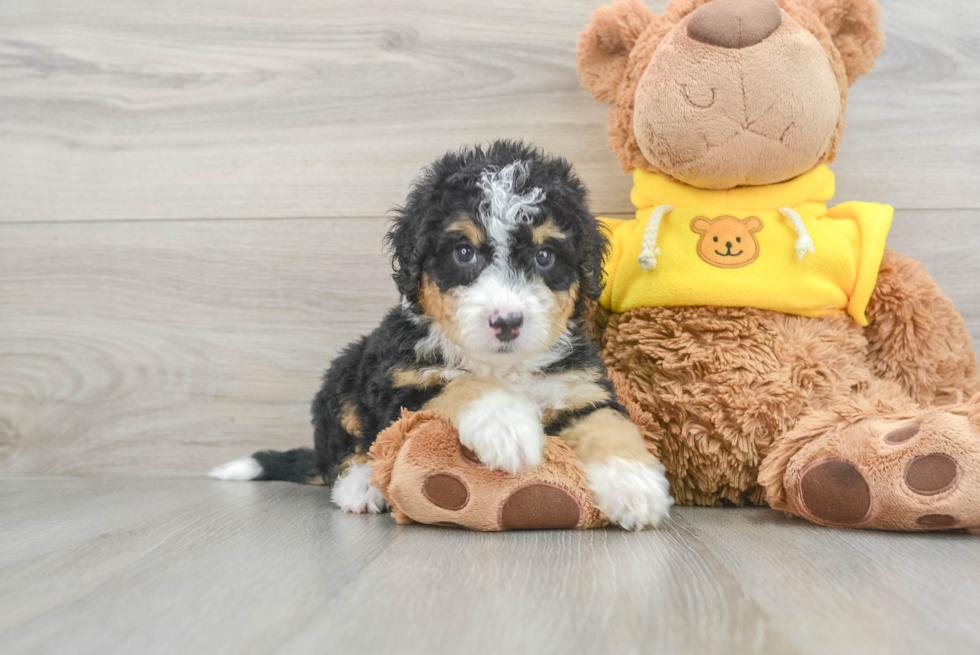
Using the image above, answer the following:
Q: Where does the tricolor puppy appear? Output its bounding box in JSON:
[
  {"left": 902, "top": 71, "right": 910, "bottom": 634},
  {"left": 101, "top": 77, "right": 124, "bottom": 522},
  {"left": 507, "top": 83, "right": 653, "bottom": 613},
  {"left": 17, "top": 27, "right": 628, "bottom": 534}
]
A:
[{"left": 211, "top": 141, "right": 673, "bottom": 530}]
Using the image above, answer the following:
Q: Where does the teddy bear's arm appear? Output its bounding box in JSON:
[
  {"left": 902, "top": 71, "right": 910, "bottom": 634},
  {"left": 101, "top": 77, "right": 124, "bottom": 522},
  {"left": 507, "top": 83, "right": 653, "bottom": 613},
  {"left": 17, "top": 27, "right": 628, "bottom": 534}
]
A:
[{"left": 865, "top": 248, "right": 980, "bottom": 406}]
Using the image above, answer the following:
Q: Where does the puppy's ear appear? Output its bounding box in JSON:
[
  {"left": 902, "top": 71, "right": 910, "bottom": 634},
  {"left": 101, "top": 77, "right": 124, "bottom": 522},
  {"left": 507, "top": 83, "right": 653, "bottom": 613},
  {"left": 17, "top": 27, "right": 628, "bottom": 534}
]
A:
[
  {"left": 385, "top": 201, "right": 430, "bottom": 307},
  {"left": 800, "top": 0, "right": 886, "bottom": 85},
  {"left": 577, "top": 0, "right": 656, "bottom": 103},
  {"left": 573, "top": 213, "right": 610, "bottom": 302}
]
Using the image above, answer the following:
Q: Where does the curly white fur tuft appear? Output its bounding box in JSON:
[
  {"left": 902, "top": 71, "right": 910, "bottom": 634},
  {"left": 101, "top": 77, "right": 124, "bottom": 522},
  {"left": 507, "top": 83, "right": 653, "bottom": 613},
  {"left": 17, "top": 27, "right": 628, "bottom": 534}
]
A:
[{"left": 477, "top": 160, "right": 546, "bottom": 231}]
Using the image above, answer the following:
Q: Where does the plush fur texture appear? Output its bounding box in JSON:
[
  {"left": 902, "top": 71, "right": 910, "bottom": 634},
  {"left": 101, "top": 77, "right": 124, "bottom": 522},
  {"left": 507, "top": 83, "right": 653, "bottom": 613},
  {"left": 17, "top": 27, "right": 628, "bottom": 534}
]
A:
[
  {"left": 212, "top": 141, "right": 673, "bottom": 530},
  {"left": 596, "top": 246, "right": 980, "bottom": 528},
  {"left": 577, "top": 0, "right": 884, "bottom": 183}
]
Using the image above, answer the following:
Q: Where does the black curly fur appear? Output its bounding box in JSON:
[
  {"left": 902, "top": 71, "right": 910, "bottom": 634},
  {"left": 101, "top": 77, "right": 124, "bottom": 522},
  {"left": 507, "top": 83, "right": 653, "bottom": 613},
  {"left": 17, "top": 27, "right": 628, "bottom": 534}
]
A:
[{"left": 242, "top": 141, "right": 623, "bottom": 485}]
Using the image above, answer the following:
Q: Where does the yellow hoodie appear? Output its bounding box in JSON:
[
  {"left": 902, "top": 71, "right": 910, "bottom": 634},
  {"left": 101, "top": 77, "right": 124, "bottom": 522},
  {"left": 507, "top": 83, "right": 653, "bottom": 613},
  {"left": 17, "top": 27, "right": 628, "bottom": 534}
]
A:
[{"left": 599, "top": 165, "right": 893, "bottom": 326}]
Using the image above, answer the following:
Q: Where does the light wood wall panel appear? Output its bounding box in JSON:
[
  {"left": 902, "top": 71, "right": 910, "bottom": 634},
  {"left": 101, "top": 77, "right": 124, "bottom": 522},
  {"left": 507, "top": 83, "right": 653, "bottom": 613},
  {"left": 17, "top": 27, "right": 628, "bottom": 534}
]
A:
[
  {"left": 1, "top": 210, "right": 977, "bottom": 476},
  {"left": 0, "top": 0, "right": 978, "bottom": 222}
]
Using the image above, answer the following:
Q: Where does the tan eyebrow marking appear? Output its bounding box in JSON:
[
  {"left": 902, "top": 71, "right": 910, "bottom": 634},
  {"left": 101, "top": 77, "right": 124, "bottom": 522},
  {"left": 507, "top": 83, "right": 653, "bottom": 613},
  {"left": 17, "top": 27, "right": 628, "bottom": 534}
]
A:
[
  {"left": 446, "top": 215, "right": 485, "bottom": 247},
  {"left": 533, "top": 219, "right": 567, "bottom": 245}
]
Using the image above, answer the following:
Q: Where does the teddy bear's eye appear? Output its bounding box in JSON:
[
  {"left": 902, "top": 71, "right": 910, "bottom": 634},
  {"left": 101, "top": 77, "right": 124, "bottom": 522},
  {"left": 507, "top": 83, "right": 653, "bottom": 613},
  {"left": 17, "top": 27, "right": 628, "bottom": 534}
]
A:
[
  {"left": 736, "top": 237, "right": 741, "bottom": 243},
  {"left": 713, "top": 236, "right": 718, "bottom": 242}
]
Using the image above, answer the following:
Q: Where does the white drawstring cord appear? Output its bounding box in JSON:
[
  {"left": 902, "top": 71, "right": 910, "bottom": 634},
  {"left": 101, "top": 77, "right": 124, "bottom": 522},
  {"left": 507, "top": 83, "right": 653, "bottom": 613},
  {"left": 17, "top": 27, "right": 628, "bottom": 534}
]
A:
[
  {"left": 637, "top": 204, "right": 673, "bottom": 271},
  {"left": 778, "top": 207, "right": 815, "bottom": 260}
]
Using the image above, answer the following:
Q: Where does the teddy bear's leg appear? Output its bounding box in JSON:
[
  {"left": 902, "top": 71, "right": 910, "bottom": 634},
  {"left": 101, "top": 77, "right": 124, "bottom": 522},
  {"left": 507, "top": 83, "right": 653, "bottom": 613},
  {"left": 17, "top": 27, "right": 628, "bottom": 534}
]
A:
[
  {"left": 864, "top": 248, "right": 980, "bottom": 406},
  {"left": 759, "top": 390, "right": 980, "bottom": 531},
  {"left": 557, "top": 407, "right": 674, "bottom": 530},
  {"left": 369, "top": 411, "right": 608, "bottom": 531}
]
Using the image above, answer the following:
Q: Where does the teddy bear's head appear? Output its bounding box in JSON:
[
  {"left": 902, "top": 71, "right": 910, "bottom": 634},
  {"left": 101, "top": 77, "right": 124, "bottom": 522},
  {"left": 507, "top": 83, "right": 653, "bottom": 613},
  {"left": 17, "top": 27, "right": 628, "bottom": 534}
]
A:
[{"left": 577, "top": 0, "right": 885, "bottom": 189}]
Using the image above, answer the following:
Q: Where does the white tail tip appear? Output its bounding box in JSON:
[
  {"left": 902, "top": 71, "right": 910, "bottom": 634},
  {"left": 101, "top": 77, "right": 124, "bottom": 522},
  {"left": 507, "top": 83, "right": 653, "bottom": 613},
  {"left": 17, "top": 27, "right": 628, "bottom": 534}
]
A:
[{"left": 209, "top": 457, "right": 262, "bottom": 481}]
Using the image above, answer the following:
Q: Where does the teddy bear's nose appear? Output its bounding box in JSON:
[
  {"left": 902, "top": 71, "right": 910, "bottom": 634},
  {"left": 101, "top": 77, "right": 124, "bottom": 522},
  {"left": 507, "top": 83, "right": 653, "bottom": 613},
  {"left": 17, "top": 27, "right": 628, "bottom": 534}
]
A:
[{"left": 687, "top": 0, "right": 783, "bottom": 49}]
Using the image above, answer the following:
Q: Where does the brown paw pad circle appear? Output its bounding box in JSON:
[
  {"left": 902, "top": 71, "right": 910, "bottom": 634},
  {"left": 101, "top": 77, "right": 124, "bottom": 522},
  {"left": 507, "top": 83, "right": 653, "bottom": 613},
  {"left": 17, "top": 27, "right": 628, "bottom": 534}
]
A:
[
  {"left": 916, "top": 514, "right": 958, "bottom": 529},
  {"left": 884, "top": 423, "right": 920, "bottom": 444},
  {"left": 422, "top": 473, "right": 469, "bottom": 510},
  {"left": 799, "top": 459, "right": 872, "bottom": 525},
  {"left": 499, "top": 483, "right": 581, "bottom": 530},
  {"left": 904, "top": 453, "right": 958, "bottom": 496},
  {"left": 460, "top": 444, "right": 484, "bottom": 466}
]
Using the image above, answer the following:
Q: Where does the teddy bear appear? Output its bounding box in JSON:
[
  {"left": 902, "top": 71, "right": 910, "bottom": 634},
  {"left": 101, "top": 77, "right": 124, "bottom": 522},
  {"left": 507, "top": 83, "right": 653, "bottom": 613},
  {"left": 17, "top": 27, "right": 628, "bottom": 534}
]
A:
[
  {"left": 370, "top": 0, "right": 980, "bottom": 532},
  {"left": 577, "top": 0, "right": 980, "bottom": 530}
]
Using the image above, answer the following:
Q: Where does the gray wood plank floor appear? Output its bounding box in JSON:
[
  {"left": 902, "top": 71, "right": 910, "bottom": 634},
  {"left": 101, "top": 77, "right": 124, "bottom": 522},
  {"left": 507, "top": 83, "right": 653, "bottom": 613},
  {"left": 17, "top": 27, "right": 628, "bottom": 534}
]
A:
[{"left": 1, "top": 478, "right": 978, "bottom": 655}]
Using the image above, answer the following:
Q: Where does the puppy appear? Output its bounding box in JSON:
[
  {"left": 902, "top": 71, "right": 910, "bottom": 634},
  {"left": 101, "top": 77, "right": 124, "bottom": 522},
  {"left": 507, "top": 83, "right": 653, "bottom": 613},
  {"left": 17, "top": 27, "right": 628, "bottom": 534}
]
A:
[{"left": 211, "top": 141, "right": 672, "bottom": 530}]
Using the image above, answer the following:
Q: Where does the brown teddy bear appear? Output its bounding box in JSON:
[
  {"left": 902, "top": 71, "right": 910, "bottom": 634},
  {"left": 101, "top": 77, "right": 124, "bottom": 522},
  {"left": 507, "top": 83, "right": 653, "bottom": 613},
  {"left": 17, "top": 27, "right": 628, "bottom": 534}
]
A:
[{"left": 578, "top": 0, "right": 980, "bottom": 530}]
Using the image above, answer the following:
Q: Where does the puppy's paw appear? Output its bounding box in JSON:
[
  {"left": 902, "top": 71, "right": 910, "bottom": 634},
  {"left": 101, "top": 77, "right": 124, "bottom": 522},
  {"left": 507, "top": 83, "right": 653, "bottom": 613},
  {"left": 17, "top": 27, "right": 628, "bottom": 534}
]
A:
[
  {"left": 457, "top": 390, "right": 545, "bottom": 474},
  {"left": 587, "top": 458, "right": 673, "bottom": 530},
  {"left": 330, "top": 463, "right": 388, "bottom": 514}
]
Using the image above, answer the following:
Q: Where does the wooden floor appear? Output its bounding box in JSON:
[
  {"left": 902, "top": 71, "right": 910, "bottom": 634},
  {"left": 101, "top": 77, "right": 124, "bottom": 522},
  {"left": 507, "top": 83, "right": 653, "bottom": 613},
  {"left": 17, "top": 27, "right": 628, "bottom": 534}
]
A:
[
  {"left": 2, "top": 0, "right": 980, "bottom": 653},
  {"left": 1, "top": 478, "right": 978, "bottom": 655}
]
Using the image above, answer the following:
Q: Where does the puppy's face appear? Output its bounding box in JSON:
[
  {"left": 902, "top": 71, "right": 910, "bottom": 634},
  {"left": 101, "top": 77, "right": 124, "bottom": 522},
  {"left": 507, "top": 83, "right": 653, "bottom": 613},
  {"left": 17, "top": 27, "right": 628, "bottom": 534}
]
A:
[{"left": 390, "top": 145, "right": 604, "bottom": 363}]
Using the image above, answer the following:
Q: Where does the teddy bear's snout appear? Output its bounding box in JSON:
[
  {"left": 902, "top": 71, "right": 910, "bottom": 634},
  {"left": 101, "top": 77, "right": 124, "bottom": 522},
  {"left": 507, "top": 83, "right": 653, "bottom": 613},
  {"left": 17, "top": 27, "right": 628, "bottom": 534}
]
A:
[{"left": 687, "top": 0, "right": 783, "bottom": 50}]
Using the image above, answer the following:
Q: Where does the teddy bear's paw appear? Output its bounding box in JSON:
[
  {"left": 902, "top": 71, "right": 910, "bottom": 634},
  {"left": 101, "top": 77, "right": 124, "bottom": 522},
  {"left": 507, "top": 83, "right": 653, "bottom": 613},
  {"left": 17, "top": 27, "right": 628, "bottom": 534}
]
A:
[
  {"left": 372, "top": 411, "right": 609, "bottom": 531},
  {"left": 330, "top": 463, "right": 389, "bottom": 514},
  {"left": 586, "top": 458, "right": 674, "bottom": 530},
  {"left": 784, "top": 410, "right": 980, "bottom": 531},
  {"left": 457, "top": 390, "right": 545, "bottom": 474}
]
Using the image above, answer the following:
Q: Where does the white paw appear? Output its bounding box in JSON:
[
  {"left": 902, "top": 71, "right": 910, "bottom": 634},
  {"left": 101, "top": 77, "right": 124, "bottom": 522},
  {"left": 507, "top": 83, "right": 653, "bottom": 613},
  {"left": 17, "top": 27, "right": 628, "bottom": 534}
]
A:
[
  {"left": 457, "top": 389, "right": 545, "bottom": 474},
  {"left": 209, "top": 457, "right": 262, "bottom": 481},
  {"left": 330, "top": 463, "right": 388, "bottom": 514},
  {"left": 587, "top": 458, "right": 673, "bottom": 530}
]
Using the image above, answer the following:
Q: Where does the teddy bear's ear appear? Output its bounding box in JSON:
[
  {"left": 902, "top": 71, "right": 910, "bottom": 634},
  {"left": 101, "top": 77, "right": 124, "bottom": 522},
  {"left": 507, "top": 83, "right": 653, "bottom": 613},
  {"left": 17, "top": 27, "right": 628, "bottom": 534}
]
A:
[
  {"left": 745, "top": 216, "right": 763, "bottom": 233},
  {"left": 691, "top": 217, "right": 710, "bottom": 234},
  {"left": 576, "top": 0, "right": 656, "bottom": 103},
  {"left": 799, "top": 0, "right": 886, "bottom": 86}
]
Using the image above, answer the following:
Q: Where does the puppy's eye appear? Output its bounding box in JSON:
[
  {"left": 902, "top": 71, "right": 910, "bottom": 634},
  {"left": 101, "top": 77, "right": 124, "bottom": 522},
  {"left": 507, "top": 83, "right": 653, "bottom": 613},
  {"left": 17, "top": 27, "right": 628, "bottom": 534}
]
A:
[
  {"left": 454, "top": 243, "right": 477, "bottom": 265},
  {"left": 713, "top": 236, "right": 718, "bottom": 242},
  {"left": 534, "top": 248, "right": 555, "bottom": 271}
]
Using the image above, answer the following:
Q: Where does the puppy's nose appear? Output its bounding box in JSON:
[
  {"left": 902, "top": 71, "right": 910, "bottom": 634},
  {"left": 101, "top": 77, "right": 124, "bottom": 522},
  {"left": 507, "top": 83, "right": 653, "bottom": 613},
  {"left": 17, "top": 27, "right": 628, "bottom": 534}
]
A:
[
  {"left": 687, "top": 0, "right": 782, "bottom": 49},
  {"left": 489, "top": 312, "right": 523, "bottom": 342}
]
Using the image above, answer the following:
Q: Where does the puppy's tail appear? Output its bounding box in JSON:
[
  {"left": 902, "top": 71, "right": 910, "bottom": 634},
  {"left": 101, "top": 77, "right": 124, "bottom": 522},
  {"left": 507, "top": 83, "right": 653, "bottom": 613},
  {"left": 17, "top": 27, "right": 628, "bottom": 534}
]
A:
[{"left": 208, "top": 448, "right": 322, "bottom": 484}]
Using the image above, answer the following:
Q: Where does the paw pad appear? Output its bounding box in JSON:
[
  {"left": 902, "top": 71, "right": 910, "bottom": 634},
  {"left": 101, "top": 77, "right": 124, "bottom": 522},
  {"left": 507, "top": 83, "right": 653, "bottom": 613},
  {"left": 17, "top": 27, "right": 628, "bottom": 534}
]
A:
[
  {"left": 422, "top": 473, "right": 469, "bottom": 510},
  {"left": 499, "top": 483, "right": 581, "bottom": 530},
  {"left": 799, "top": 459, "right": 871, "bottom": 525},
  {"left": 884, "top": 423, "right": 920, "bottom": 444},
  {"left": 460, "top": 444, "right": 483, "bottom": 466},
  {"left": 904, "top": 453, "right": 958, "bottom": 496},
  {"left": 915, "top": 514, "right": 957, "bottom": 529}
]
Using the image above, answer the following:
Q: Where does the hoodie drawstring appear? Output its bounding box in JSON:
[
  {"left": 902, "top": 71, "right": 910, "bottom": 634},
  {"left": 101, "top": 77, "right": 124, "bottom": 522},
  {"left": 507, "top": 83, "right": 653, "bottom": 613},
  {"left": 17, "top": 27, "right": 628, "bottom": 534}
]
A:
[
  {"left": 637, "top": 204, "right": 673, "bottom": 271},
  {"left": 778, "top": 207, "right": 815, "bottom": 260}
]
